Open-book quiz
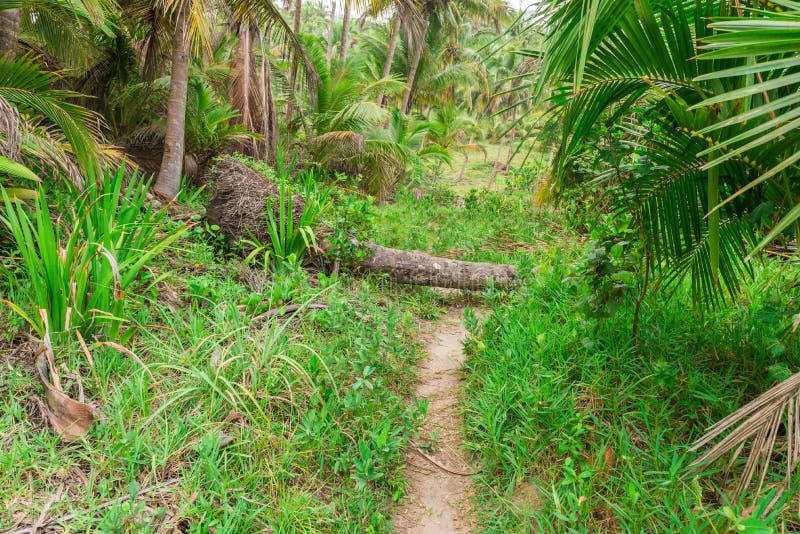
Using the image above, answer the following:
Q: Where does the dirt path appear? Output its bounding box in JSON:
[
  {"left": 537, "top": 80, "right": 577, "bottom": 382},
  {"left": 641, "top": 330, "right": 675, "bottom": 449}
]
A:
[{"left": 392, "top": 308, "right": 475, "bottom": 533}]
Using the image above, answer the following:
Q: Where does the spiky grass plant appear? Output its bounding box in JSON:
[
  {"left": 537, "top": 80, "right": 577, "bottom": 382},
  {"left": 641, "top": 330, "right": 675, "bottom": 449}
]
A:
[{"left": 0, "top": 168, "right": 185, "bottom": 343}]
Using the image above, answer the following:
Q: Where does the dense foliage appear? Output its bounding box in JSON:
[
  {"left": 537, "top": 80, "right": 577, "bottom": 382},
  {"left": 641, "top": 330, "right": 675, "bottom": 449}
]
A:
[{"left": 2, "top": 0, "right": 800, "bottom": 530}]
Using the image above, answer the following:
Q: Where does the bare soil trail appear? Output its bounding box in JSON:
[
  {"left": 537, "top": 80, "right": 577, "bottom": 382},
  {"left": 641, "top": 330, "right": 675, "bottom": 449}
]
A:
[{"left": 392, "top": 308, "right": 476, "bottom": 534}]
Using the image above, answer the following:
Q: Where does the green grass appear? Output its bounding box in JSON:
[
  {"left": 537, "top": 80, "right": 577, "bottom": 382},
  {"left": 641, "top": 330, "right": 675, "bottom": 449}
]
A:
[
  {"left": 4, "top": 161, "right": 800, "bottom": 532},
  {"left": 437, "top": 141, "right": 546, "bottom": 195},
  {"left": 372, "top": 185, "right": 573, "bottom": 267},
  {"left": 0, "top": 227, "right": 425, "bottom": 532},
  {"left": 462, "top": 255, "right": 800, "bottom": 532}
]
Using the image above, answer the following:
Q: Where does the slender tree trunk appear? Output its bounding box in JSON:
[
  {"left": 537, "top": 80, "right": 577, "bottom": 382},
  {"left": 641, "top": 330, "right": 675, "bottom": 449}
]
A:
[
  {"left": 456, "top": 134, "right": 473, "bottom": 182},
  {"left": 377, "top": 14, "right": 402, "bottom": 107},
  {"left": 401, "top": 18, "right": 429, "bottom": 114},
  {"left": 488, "top": 136, "right": 506, "bottom": 189},
  {"left": 233, "top": 24, "right": 253, "bottom": 132},
  {"left": 0, "top": 9, "right": 21, "bottom": 59},
  {"left": 285, "top": 0, "right": 302, "bottom": 123},
  {"left": 505, "top": 128, "right": 516, "bottom": 167},
  {"left": 326, "top": 0, "right": 337, "bottom": 67},
  {"left": 155, "top": 2, "right": 191, "bottom": 199},
  {"left": 338, "top": 0, "right": 350, "bottom": 62},
  {"left": 260, "top": 28, "right": 277, "bottom": 163}
]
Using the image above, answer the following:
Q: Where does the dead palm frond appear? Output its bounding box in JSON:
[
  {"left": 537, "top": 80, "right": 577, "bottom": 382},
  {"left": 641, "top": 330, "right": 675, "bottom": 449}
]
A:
[
  {"left": 688, "top": 371, "right": 800, "bottom": 512},
  {"left": 0, "top": 95, "right": 22, "bottom": 159}
]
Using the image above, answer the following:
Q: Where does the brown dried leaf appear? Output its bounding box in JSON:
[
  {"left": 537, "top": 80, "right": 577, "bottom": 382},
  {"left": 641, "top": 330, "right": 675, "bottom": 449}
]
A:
[{"left": 35, "top": 352, "right": 95, "bottom": 441}]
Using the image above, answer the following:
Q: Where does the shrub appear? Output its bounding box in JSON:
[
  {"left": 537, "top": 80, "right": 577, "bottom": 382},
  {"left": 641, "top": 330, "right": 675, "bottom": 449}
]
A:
[
  {"left": 0, "top": 168, "right": 185, "bottom": 343},
  {"left": 243, "top": 154, "right": 332, "bottom": 271}
]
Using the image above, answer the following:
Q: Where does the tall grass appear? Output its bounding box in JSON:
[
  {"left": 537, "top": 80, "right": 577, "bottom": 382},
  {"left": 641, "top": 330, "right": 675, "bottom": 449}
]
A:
[
  {"left": 463, "top": 256, "right": 800, "bottom": 532},
  {"left": 0, "top": 168, "right": 185, "bottom": 343}
]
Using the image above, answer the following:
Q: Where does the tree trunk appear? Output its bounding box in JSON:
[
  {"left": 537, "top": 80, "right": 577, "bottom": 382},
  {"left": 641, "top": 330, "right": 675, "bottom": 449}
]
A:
[
  {"left": 259, "top": 27, "right": 277, "bottom": 163},
  {"left": 205, "top": 157, "right": 518, "bottom": 290},
  {"left": 456, "top": 134, "right": 473, "bottom": 182},
  {"left": 505, "top": 128, "right": 516, "bottom": 167},
  {"left": 232, "top": 23, "right": 256, "bottom": 156},
  {"left": 285, "top": 0, "right": 302, "bottom": 123},
  {"left": 0, "top": 9, "right": 21, "bottom": 59},
  {"left": 401, "top": 18, "right": 429, "bottom": 114},
  {"left": 326, "top": 0, "right": 337, "bottom": 67},
  {"left": 376, "top": 14, "right": 402, "bottom": 108},
  {"left": 155, "top": 2, "right": 191, "bottom": 200},
  {"left": 488, "top": 136, "right": 505, "bottom": 190},
  {"left": 338, "top": 0, "right": 350, "bottom": 62},
  {"left": 346, "top": 241, "right": 517, "bottom": 290}
]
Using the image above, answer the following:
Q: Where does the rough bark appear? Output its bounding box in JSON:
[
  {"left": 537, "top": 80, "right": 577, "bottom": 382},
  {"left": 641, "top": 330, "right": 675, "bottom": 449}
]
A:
[
  {"left": 0, "top": 9, "right": 21, "bottom": 58},
  {"left": 326, "top": 0, "right": 337, "bottom": 67},
  {"left": 376, "top": 14, "right": 402, "bottom": 107},
  {"left": 350, "top": 241, "right": 517, "bottom": 290},
  {"left": 204, "top": 157, "right": 518, "bottom": 290},
  {"left": 401, "top": 17, "right": 429, "bottom": 114},
  {"left": 259, "top": 28, "right": 277, "bottom": 163},
  {"left": 155, "top": 2, "right": 191, "bottom": 199},
  {"left": 338, "top": 0, "right": 350, "bottom": 62},
  {"left": 285, "top": 0, "right": 302, "bottom": 123}
]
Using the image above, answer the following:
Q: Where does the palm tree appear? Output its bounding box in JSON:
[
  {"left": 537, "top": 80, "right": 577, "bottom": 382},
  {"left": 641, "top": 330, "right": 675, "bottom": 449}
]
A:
[
  {"left": 326, "top": 0, "right": 336, "bottom": 66},
  {"left": 155, "top": 0, "right": 192, "bottom": 199},
  {"left": 146, "top": 0, "right": 314, "bottom": 198},
  {"left": 338, "top": 0, "right": 350, "bottom": 62},
  {"left": 0, "top": 54, "right": 105, "bottom": 182},
  {"left": 425, "top": 101, "right": 481, "bottom": 178},
  {"left": 372, "top": 0, "right": 421, "bottom": 107},
  {"left": 284, "top": 0, "right": 302, "bottom": 122}
]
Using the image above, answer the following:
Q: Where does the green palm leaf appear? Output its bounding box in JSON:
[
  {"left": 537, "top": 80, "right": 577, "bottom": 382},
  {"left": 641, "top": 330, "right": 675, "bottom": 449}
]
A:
[{"left": 0, "top": 53, "right": 103, "bottom": 176}]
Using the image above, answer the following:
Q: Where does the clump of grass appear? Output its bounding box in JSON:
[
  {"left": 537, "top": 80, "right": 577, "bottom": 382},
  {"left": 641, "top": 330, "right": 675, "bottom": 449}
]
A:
[
  {"left": 463, "top": 255, "right": 800, "bottom": 532},
  {"left": 242, "top": 153, "right": 333, "bottom": 271},
  {"left": 0, "top": 168, "right": 185, "bottom": 343}
]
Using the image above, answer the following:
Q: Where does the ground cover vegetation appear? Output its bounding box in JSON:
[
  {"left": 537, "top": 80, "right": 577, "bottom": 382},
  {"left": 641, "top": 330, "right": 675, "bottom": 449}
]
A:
[{"left": 2, "top": 0, "right": 800, "bottom": 531}]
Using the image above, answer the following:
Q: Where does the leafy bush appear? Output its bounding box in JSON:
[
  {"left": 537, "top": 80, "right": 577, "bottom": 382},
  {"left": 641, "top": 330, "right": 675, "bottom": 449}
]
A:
[{"left": 0, "top": 169, "right": 185, "bottom": 343}]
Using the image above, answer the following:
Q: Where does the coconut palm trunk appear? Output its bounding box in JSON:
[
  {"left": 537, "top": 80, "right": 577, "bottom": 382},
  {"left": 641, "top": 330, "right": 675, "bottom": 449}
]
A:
[
  {"left": 401, "top": 17, "right": 429, "bottom": 114},
  {"left": 285, "top": 0, "right": 302, "bottom": 122},
  {"left": 456, "top": 134, "right": 474, "bottom": 182},
  {"left": 326, "top": 0, "right": 336, "bottom": 66},
  {"left": 338, "top": 0, "right": 350, "bottom": 62},
  {"left": 155, "top": 1, "right": 191, "bottom": 199},
  {"left": 0, "top": 9, "right": 21, "bottom": 58},
  {"left": 259, "top": 27, "right": 277, "bottom": 163},
  {"left": 376, "top": 14, "right": 401, "bottom": 107},
  {"left": 488, "top": 136, "right": 505, "bottom": 189}
]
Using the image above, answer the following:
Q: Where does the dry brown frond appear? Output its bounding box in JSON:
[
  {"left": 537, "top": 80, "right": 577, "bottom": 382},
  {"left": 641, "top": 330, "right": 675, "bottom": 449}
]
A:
[
  {"left": 0, "top": 95, "right": 22, "bottom": 159},
  {"left": 688, "top": 371, "right": 800, "bottom": 511}
]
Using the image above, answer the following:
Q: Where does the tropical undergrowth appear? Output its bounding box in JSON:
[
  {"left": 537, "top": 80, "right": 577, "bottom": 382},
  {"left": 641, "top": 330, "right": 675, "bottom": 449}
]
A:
[
  {"left": 0, "top": 176, "right": 427, "bottom": 531},
  {"left": 463, "top": 251, "right": 800, "bottom": 532}
]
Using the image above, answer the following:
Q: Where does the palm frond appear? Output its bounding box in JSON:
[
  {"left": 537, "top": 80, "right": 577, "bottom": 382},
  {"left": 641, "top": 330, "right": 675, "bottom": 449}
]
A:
[
  {"left": 689, "top": 371, "right": 800, "bottom": 511},
  {"left": 0, "top": 53, "right": 103, "bottom": 177}
]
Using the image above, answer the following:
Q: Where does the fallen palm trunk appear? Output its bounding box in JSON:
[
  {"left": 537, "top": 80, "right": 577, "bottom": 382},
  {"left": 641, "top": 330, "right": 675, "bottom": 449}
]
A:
[
  {"left": 204, "top": 157, "right": 518, "bottom": 290},
  {"left": 338, "top": 240, "right": 517, "bottom": 290}
]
